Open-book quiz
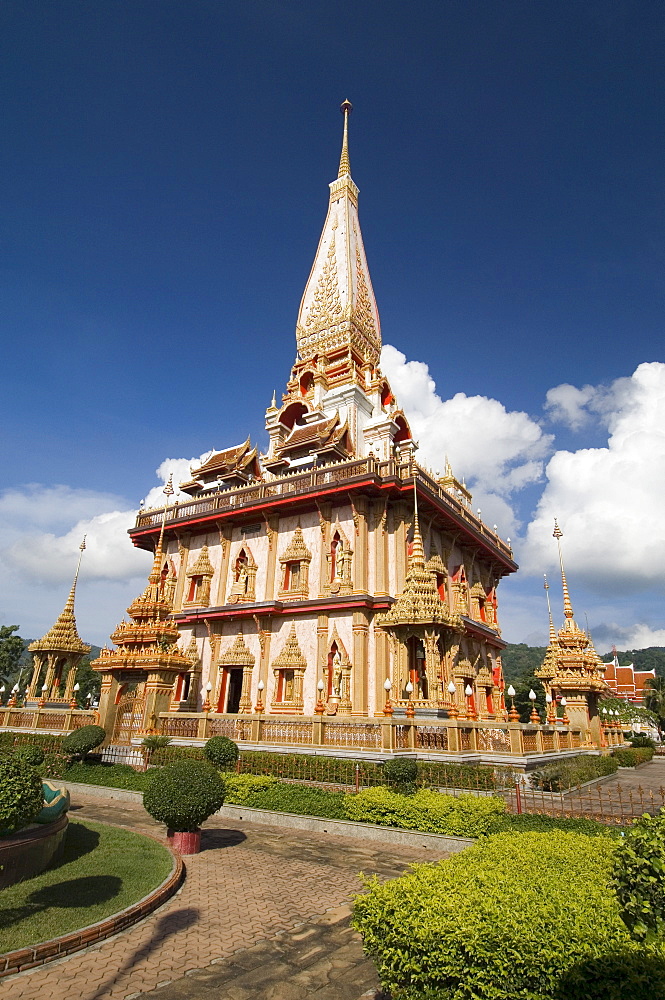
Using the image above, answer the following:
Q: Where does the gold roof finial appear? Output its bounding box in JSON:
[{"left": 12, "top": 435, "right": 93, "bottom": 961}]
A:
[
  {"left": 553, "top": 518, "right": 574, "bottom": 625},
  {"left": 543, "top": 574, "right": 556, "bottom": 642},
  {"left": 149, "top": 474, "right": 174, "bottom": 588},
  {"left": 409, "top": 464, "right": 426, "bottom": 570},
  {"left": 338, "top": 100, "right": 352, "bottom": 178}
]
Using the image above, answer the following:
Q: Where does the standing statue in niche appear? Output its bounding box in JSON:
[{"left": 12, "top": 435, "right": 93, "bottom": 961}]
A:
[{"left": 332, "top": 649, "right": 343, "bottom": 696}]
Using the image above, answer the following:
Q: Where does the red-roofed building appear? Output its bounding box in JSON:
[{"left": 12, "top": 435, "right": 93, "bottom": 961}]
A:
[{"left": 602, "top": 650, "right": 655, "bottom": 705}]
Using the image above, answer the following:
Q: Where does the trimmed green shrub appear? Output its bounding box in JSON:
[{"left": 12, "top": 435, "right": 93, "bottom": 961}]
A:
[
  {"left": 531, "top": 754, "right": 618, "bottom": 791},
  {"left": 241, "top": 782, "right": 346, "bottom": 818},
  {"left": 13, "top": 745, "right": 45, "bottom": 767},
  {"left": 494, "top": 812, "right": 620, "bottom": 837},
  {"left": 352, "top": 830, "right": 662, "bottom": 1000},
  {"left": 612, "top": 807, "right": 665, "bottom": 944},
  {"left": 220, "top": 772, "right": 279, "bottom": 803},
  {"left": 63, "top": 761, "right": 151, "bottom": 790},
  {"left": 613, "top": 747, "right": 654, "bottom": 768},
  {"left": 0, "top": 757, "right": 44, "bottom": 834},
  {"left": 143, "top": 760, "right": 225, "bottom": 831},
  {"left": 382, "top": 757, "right": 417, "bottom": 794},
  {"left": 204, "top": 735, "right": 239, "bottom": 769},
  {"left": 151, "top": 744, "right": 205, "bottom": 766},
  {"left": 344, "top": 786, "right": 506, "bottom": 837},
  {"left": 61, "top": 725, "right": 106, "bottom": 759}
]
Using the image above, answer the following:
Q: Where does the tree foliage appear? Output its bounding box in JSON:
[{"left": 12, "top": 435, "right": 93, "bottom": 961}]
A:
[{"left": 0, "top": 625, "right": 28, "bottom": 689}]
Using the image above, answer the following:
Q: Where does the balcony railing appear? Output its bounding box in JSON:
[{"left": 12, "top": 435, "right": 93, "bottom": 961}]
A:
[
  {"left": 0, "top": 707, "right": 97, "bottom": 734},
  {"left": 155, "top": 711, "right": 606, "bottom": 757},
  {"left": 135, "top": 458, "right": 514, "bottom": 560}
]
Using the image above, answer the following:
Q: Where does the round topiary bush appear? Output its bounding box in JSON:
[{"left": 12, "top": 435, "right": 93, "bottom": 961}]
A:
[
  {"left": 143, "top": 760, "right": 226, "bottom": 832},
  {"left": 14, "top": 745, "right": 45, "bottom": 767},
  {"left": 382, "top": 757, "right": 418, "bottom": 787},
  {"left": 204, "top": 735, "right": 239, "bottom": 769},
  {"left": 0, "top": 757, "right": 44, "bottom": 834},
  {"left": 62, "top": 725, "right": 106, "bottom": 759}
]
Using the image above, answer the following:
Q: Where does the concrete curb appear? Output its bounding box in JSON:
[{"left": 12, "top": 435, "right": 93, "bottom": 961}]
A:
[
  {"left": 0, "top": 829, "right": 184, "bottom": 980},
  {"left": 65, "top": 780, "right": 474, "bottom": 853}
]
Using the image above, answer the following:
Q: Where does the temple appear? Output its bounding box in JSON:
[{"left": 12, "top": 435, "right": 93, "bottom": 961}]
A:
[
  {"left": 93, "top": 104, "right": 524, "bottom": 753},
  {"left": 602, "top": 649, "right": 655, "bottom": 705},
  {"left": 535, "top": 521, "right": 615, "bottom": 747}
]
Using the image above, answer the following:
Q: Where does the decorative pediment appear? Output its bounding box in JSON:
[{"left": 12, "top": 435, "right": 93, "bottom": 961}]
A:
[
  {"left": 185, "top": 636, "right": 200, "bottom": 665},
  {"left": 187, "top": 545, "right": 214, "bottom": 578},
  {"left": 328, "top": 625, "right": 350, "bottom": 666},
  {"left": 279, "top": 526, "right": 312, "bottom": 564},
  {"left": 219, "top": 633, "right": 255, "bottom": 668},
  {"left": 426, "top": 552, "right": 447, "bottom": 576},
  {"left": 272, "top": 623, "right": 307, "bottom": 672}
]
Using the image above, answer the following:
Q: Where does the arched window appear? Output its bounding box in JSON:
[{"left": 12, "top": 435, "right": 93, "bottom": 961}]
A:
[
  {"left": 380, "top": 382, "right": 394, "bottom": 408},
  {"left": 299, "top": 372, "right": 314, "bottom": 396},
  {"left": 279, "top": 401, "right": 308, "bottom": 430},
  {"left": 394, "top": 415, "right": 411, "bottom": 443}
]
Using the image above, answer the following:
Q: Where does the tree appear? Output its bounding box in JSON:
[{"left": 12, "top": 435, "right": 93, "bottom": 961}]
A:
[
  {"left": 0, "top": 626, "right": 27, "bottom": 690},
  {"left": 598, "top": 695, "right": 657, "bottom": 730},
  {"left": 74, "top": 656, "right": 101, "bottom": 706},
  {"left": 643, "top": 677, "right": 665, "bottom": 741}
]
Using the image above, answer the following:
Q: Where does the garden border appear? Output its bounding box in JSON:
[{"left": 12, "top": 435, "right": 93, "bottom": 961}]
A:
[{"left": 0, "top": 829, "right": 184, "bottom": 979}]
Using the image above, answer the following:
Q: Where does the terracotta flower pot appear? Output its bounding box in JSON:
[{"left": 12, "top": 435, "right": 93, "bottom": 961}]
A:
[{"left": 167, "top": 828, "right": 201, "bottom": 854}]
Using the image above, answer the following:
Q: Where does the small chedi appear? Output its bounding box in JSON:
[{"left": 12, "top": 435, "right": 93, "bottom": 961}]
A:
[{"left": 536, "top": 520, "right": 612, "bottom": 745}]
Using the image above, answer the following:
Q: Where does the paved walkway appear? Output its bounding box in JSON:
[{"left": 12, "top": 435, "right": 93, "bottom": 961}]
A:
[{"left": 4, "top": 793, "right": 442, "bottom": 1000}]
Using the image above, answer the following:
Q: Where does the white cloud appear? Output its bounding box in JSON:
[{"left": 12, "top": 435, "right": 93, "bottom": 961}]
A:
[
  {"left": 144, "top": 454, "right": 213, "bottom": 508},
  {"left": 544, "top": 383, "right": 597, "bottom": 430},
  {"left": 521, "top": 362, "right": 665, "bottom": 591},
  {"left": 381, "top": 344, "right": 552, "bottom": 535},
  {"left": 591, "top": 622, "right": 665, "bottom": 650}
]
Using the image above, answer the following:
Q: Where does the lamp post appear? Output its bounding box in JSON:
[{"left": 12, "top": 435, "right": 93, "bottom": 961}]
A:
[
  {"left": 202, "top": 681, "right": 213, "bottom": 714},
  {"left": 314, "top": 678, "right": 326, "bottom": 715},
  {"left": 507, "top": 685, "right": 520, "bottom": 722},
  {"left": 0, "top": 685, "right": 5, "bottom": 705},
  {"left": 465, "top": 683, "right": 477, "bottom": 721},
  {"left": 545, "top": 692, "right": 555, "bottom": 724},
  {"left": 255, "top": 679, "right": 265, "bottom": 714},
  {"left": 528, "top": 689, "right": 540, "bottom": 724},
  {"left": 70, "top": 682, "right": 80, "bottom": 710},
  {"left": 560, "top": 697, "right": 570, "bottom": 726},
  {"left": 8, "top": 684, "right": 18, "bottom": 708},
  {"left": 405, "top": 681, "right": 415, "bottom": 719},
  {"left": 383, "top": 678, "right": 393, "bottom": 717},
  {"left": 38, "top": 682, "right": 48, "bottom": 709},
  {"left": 447, "top": 680, "right": 458, "bottom": 719}
]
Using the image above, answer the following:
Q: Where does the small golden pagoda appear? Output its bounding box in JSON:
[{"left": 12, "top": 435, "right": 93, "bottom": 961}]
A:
[
  {"left": 26, "top": 538, "right": 91, "bottom": 707},
  {"left": 536, "top": 520, "right": 610, "bottom": 746},
  {"left": 92, "top": 478, "right": 196, "bottom": 741}
]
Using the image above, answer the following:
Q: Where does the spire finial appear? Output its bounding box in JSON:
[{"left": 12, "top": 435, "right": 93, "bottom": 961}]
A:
[
  {"left": 409, "top": 462, "right": 425, "bottom": 569},
  {"left": 543, "top": 574, "right": 556, "bottom": 642},
  {"left": 338, "top": 100, "right": 352, "bottom": 178},
  {"left": 149, "top": 474, "right": 174, "bottom": 589},
  {"left": 553, "top": 518, "right": 574, "bottom": 624}
]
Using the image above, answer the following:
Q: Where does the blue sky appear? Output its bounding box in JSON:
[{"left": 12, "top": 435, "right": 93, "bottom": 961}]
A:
[{"left": 1, "top": 1, "right": 663, "bottom": 649}]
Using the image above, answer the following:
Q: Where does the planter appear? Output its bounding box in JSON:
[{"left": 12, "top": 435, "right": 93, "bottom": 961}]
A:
[
  {"left": 166, "top": 828, "right": 201, "bottom": 854},
  {"left": 0, "top": 814, "right": 68, "bottom": 889}
]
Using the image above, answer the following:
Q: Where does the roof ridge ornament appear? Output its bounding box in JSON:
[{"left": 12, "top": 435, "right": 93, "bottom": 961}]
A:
[{"left": 338, "top": 99, "right": 352, "bottom": 178}]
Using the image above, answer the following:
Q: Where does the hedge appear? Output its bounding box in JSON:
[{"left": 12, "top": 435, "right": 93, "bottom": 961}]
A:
[
  {"left": 344, "top": 787, "right": 506, "bottom": 837},
  {"left": 612, "top": 747, "right": 654, "bottom": 768},
  {"left": 220, "top": 772, "right": 279, "bottom": 803},
  {"left": 0, "top": 757, "right": 44, "bottom": 834},
  {"left": 531, "top": 755, "right": 619, "bottom": 791},
  {"left": 612, "top": 807, "right": 665, "bottom": 944},
  {"left": 352, "top": 830, "right": 665, "bottom": 1000}
]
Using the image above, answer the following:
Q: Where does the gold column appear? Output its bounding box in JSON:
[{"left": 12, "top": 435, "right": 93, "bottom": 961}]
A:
[
  {"left": 317, "top": 503, "right": 332, "bottom": 596},
  {"left": 239, "top": 666, "right": 253, "bottom": 713},
  {"left": 263, "top": 515, "right": 279, "bottom": 601},
  {"left": 215, "top": 525, "right": 233, "bottom": 606},
  {"left": 374, "top": 628, "right": 390, "bottom": 717},
  {"left": 352, "top": 497, "right": 369, "bottom": 593},
  {"left": 394, "top": 504, "right": 408, "bottom": 595},
  {"left": 173, "top": 533, "right": 191, "bottom": 611},
  {"left": 317, "top": 614, "right": 329, "bottom": 688},
  {"left": 255, "top": 617, "right": 273, "bottom": 710},
  {"left": 352, "top": 610, "right": 369, "bottom": 715},
  {"left": 373, "top": 500, "right": 389, "bottom": 596}
]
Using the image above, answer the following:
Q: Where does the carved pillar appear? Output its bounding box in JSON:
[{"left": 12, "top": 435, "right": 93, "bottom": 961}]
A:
[
  {"left": 316, "top": 614, "right": 329, "bottom": 686},
  {"left": 373, "top": 500, "right": 389, "bottom": 596},
  {"left": 374, "top": 629, "right": 390, "bottom": 717},
  {"left": 239, "top": 666, "right": 253, "bottom": 714},
  {"left": 254, "top": 616, "right": 273, "bottom": 709},
  {"left": 264, "top": 515, "right": 279, "bottom": 600},
  {"left": 394, "top": 504, "right": 408, "bottom": 595},
  {"left": 352, "top": 610, "right": 369, "bottom": 715},
  {"left": 352, "top": 497, "right": 369, "bottom": 593},
  {"left": 173, "top": 534, "right": 191, "bottom": 611},
  {"left": 215, "top": 525, "right": 233, "bottom": 606},
  {"left": 317, "top": 503, "right": 332, "bottom": 597}
]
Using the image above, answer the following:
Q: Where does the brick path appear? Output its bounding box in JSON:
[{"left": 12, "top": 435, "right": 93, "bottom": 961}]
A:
[{"left": 3, "top": 794, "right": 441, "bottom": 1000}]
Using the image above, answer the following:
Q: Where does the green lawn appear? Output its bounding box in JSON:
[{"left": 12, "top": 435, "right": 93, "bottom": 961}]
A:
[{"left": 0, "top": 820, "right": 173, "bottom": 953}]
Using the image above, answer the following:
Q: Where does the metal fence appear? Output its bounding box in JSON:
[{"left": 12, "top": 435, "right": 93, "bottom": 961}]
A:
[{"left": 505, "top": 778, "right": 665, "bottom": 825}]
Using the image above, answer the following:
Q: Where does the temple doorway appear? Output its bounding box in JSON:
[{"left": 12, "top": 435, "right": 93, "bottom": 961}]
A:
[{"left": 219, "top": 668, "right": 244, "bottom": 713}]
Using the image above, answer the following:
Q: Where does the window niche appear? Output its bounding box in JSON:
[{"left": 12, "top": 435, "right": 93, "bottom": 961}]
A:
[
  {"left": 184, "top": 545, "right": 215, "bottom": 607},
  {"left": 228, "top": 546, "right": 258, "bottom": 604},
  {"left": 270, "top": 623, "right": 307, "bottom": 713},
  {"left": 325, "top": 524, "right": 353, "bottom": 595},
  {"left": 278, "top": 527, "right": 312, "bottom": 600}
]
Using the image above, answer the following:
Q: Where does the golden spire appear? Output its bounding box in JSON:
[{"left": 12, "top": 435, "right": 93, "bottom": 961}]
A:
[
  {"left": 410, "top": 469, "right": 426, "bottom": 570},
  {"left": 148, "top": 474, "right": 174, "bottom": 590},
  {"left": 553, "top": 518, "right": 574, "bottom": 625},
  {"left": 338, "top": 100, "right": 352, "bottom": 178},
  {"left": 543, "top": 574, "right": 556, "bottom": 642},
  {"left": 29, "top": 537, "right": 91, "bottom": 654}
]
